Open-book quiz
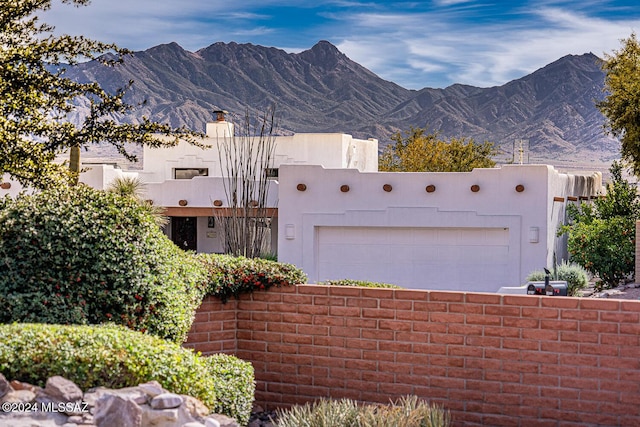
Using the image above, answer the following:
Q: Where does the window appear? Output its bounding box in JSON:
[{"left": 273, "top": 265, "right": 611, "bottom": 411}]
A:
[
  {"left": 174, "top": 168, "right": 208, "bottom": 179},
  {"left": 264, "top": 168, "right": 278, "bottom": 179}
]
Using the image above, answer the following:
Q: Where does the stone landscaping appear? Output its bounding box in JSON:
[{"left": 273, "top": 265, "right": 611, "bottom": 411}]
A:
[{"left": 0, "top": 374, "right": 240, "bottom": 427}]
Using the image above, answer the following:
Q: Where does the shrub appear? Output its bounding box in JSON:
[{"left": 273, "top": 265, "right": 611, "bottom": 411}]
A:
[
  {"left": 319, "top": 279, "right": 402, "bottom": 289},
  {"left": 198, "top": 253, "right": 307, "bottom": 302},
  {"left": 526, "top": 261, "right": 590, "bottom": 296},
  {"left": 275, "top": 396, "right": 451, "bottom": 427},
  {"left": 203, "top": 354, "right": 255, "bottom": 425},
  {"left": 0, "top": 185, "right": 207, "bottom": 343},
  {"left": 565, "top": 217, "right": 634, "bottom": 289},
  {"left": 0, "top": 323, "right": 255, "bottom": 424}
]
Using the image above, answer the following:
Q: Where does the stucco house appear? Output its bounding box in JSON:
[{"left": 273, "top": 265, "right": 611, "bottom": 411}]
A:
[{"left": 0, "top": 112, "right": 603, "bottom": 291}]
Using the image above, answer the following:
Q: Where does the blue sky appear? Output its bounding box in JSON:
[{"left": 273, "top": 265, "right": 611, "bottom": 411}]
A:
[{"left": 44, "top": 0, "right": 640, "bottom": 89}]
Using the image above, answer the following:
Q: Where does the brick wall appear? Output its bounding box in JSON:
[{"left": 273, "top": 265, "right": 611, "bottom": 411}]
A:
[{"left": 186, "top": 285, "right": 640, "bottom": 427}]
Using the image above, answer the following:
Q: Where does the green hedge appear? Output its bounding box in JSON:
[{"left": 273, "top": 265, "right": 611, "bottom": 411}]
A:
[
  {"left": 0, "top": 323, "right": 254, "bottom": 425},
  {"left": 198, "top": 253, "right": 307, "bottom": 302},
  {"left": 0, "top": 185, "right": 207, "bottom": 343},
  {"left": 319, "top": 279, "right": 402, "bottom": 289}
]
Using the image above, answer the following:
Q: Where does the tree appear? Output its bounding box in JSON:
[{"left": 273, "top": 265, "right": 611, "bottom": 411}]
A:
[
  {"left": 559, "top": 161, "right": 640, "bottom": 289},
  {"left": 379, "top": 127, "right": 497, "bottom": 172},
  {"left": 597, "top": 33, "right": 640, "bottom": 175},
  {"left": 215, "top": 107, "right": 277, "bottom": 258},
  {"left": 0, "top": 0, "right": 197, "bottom": 188}
]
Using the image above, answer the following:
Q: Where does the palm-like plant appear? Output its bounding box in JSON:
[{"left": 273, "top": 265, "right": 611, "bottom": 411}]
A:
[{"left": 107, "top": 176, "right": 168, "bottom": 227}]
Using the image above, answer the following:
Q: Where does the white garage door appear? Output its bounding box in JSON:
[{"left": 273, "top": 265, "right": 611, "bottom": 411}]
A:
[{"left": 317, "top": 226, "right": 510, "bottom": 292}]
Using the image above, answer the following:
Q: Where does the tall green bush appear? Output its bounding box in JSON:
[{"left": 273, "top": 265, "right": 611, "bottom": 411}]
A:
[
  {"left": 0, "top": 323, "right": 255, "bottom": 425},
  {"left": 0, "top": 185, "right": 207, "bottom": 343},
  {"left": 559, "top": 161, "right": 640, "bottom": 289}
]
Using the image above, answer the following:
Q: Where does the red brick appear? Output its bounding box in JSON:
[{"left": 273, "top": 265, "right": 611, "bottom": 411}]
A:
[
  {"left": 282, "top": 294, "right": 313, "bottom": 305},
  {"left": 429, "top": 312, "right": 465, "bottom": 323},
  {"left": 346, "top": 339, "right": 378, "bottom": 350},
  {"left": 448, "top": 323, "right": 482, "bottom": 335},
  {"left": 282, "top": 334, "right": 312, "bottom": 345},
  {"left": 448, "top": 344, "right": 483, "bottom": 358},
  {"left": 361, "top": 288, "right": 394, "bottom": 299},
  {"left": 394, "top": 289, "right": 429, "bottom": 300},
  {"left": 412, "top": 342, "right": 446, "bottom": 355},
  {"left": 362, "top": 329, "right": 394, "bottom": 340},
  {"left": 345, "top": 317, "right": 377, "bottom": 329},
  {"left": 267, "top": 322, "right": 297, "bottom": 333},
  {"left": 503, "top": 316, "right": 539, "bottom": 328},
  {"left": 329, "top": 306, "right": 361, "bottom": 317},
  {"left": 541, "top": 297, "right": 579, "bottom": 308},
  {"left": 466, "top": 336, "right": 501, "bottom": 348},
  {"left": 541, "top": 318, "right": 578, "bottom": 332},
  {"left": 281, "top": 313, "right": 313, "bottom": 324},
  {"left": 540, "top": 340, "right": 578, "bottom": 354},
  {"left": 328, "top": 286, "right": 362, "bottom": 297},
  {"left": 379, "top": 341, "right": 412, "bottom": 353},
  {"left": 297, "top": 324, "right": 328, "bottom": 336},
  {"left": 485, "top": 305, "right": 521, "bottom": 317},
  {"left": 413, "top": 301, "right": 447, "bottom": 312},
  {"left": 503, "top": 295, "right": 540, "bottom": 306},
  {"left": 579, "top": 299, "right": 620, "bottom": 310},
  {"left": 395, "top": 331, "right": 428, "bottom": 343},
  {"left": 314, "top": 296, "right": 346, "bottom": 306},
  {"left": 429, "top": 291, "right": 465, "bottom": 302},
  {"left": 346, "top": 297, "right": 378, "bottom": 308},
  {"left": 600, "top": 311, "right": 640, "bottom": 322},
  {"left": 560, "top": 309, "right": 598, "bottom": 321},
  {"left": 466, "top": 313, "right": 502, "bottom": 325},
  {"left": 329, "top": 326, "right": 361, "bottom": 338},
  {"left": 521, "top": 328, "right": 558, "bottom": 341},
  {"left": 560, "top": 330, "right": 598, "bottom": 343},
  {"left": 313, "top": 316, "right": 345, "bottom": 326},
  {"left": 379, "top": 319, "right": 411, "bottom": 331},
  {"left": 430, "top": 332, "right": 464, "bottom": 345},
  {"left": 362, "top": 308, "right": 396, "bottom": 319},
  {"left": 380, "top": 299, "right": 412, "bottom": 310},
  {"left": 522, "top": 307, "right": 560, "bottom": 319},
  {"left": 502, "top": 338, "right": 539, "bottom": 351},
  {"left": 449, "top": 302, "right": 483, "bottom": 314},
  {"left": 297, "top": 304, "right": 329, "bottom": 315},
  {"left": 329, "top": 347, "right": 362, "bottom": 359},
  {"left": 296, "top": 284, "right": 329, "bottom": 295}
]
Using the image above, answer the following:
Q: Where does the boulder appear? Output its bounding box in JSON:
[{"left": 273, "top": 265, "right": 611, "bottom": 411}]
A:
[
  {"left": 94, "top": 394, "right": 143, "bottom": 427},
  {"left": 44, "top": 376, "right": 83, "bottom": 402}
]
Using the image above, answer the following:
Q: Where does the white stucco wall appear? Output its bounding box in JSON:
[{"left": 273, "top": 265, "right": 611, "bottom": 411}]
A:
[
  {"left": 277, "top": 164, "right": 602, "bottom": 292},
  {"left": 140, "top": 131, "right": 378, "bottom": 183}
]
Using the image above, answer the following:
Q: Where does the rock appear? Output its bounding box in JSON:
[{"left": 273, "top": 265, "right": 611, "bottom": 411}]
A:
[
  {"left": 84, "top": 386, "right": 148, "bottom": 407},
  {"left": 138, "top": 380, "right": 166, "bottom": 398},
  {"left": 1, "top": 389, "right": 36, "bottom": 404},
  {"left": 10, "top": 380, "right": 37, "bottom": 393},
  {"left": 206, "top": 413, "right": 240, "bottom": 427},
  {"left": 182, "top": 394, "right": 210, "bottom": 418},
  {"left": 94, "top": 394, "right": 142, "bottom": 427},
  {"left": 141, "top": 406, "right": 179, "bottom": 425},
  {"left": 183, "top": 423, "right": 207, "bottom": 427},
  {"left": 0, "top": 374, "right": 11, "bottom": 399},
  {"left": 150, "top": 392, "right": 184, "bottom": 410},
  {"left": 44, "top": 376, "right": 83, "bottom": 402}
]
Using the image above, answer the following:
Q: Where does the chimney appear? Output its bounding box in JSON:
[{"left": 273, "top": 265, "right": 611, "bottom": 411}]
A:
[{"left": 206, "top": 110, "right": 234, "bottom": 138}]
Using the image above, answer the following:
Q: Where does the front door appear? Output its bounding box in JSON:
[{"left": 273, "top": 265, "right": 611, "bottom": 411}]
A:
[{"left": 171, "top": 217, "right": 197, "bottom": 251}]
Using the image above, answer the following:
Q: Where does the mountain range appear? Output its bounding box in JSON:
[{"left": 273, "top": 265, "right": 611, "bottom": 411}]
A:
[{"left": 65, "top": 40, "right": 620, "bottom": 167}]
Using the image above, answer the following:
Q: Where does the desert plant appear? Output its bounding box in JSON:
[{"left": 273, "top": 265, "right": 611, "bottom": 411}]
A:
[
  {"left": 526, "top": 261, "right": 590, "bottom": 296},
  {"left": 198, "top": 253, "right": 307, "bottom": 302},
  {"left": 275, "top": 396, "right": 451, "bottom": 427},
  {"left": 0, "top": 323, "right": 255, "bottom": 424},
  {"left": 0, "top": 185, "right": 208, "bottom": 343},
  {"left": 319, "top": 279, "right": 402, "bottom": 289}
]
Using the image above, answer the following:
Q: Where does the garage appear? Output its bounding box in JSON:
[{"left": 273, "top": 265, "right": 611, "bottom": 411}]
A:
[{"left": 317, "top": 226, "right": 511, "bottom": 292}]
